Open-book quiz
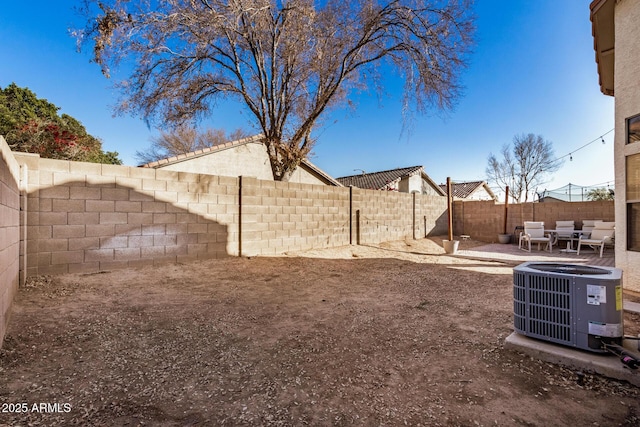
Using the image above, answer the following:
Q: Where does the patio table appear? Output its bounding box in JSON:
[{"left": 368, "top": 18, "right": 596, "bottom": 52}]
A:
[{"left": 553, "top": 230, "right": 588, "bottom": 253}]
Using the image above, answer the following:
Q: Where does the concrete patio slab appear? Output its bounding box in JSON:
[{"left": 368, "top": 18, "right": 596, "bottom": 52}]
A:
[{"left": 455, "top": 242, "right": 615, "bottom": 267}]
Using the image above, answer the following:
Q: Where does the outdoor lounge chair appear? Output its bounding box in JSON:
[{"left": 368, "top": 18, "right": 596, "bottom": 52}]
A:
[
  {"left": 555, "top": 220, "right": 575, "bottom": 249},
  {"left": 518, "top": 221, "right": 553, "bottom": 252},
  {"left": 580, "top": 219, "right": 602, "bottom": 238},
  {"left": 576, "top": 222, "right": 615, "bottom": 258}
]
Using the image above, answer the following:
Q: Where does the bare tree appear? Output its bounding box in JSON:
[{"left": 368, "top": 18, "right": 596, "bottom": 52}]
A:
[
  {"left": 76, "top": 0, "right": 474, "bottom": 180},
  {"left": 486, "top": 133, "right": 561, "bottom": 203},
  {"left": 135, "top": 124, "right": 250, "bottom": 165}
]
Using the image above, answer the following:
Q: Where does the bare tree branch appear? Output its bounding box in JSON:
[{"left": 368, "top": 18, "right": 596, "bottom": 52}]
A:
[
  {"left": 486, "top": 133, "right": 562, "bottom": 203},
  {"left": 76, "top": 0, "right": 475, "bottom": 180}
]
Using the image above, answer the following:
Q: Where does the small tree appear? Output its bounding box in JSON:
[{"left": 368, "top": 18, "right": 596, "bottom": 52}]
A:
[
  {"left": 76, "top": 0, "right": 475, "bottom": 180},
  {"left": 586, "top": 187, "right": 614, "bottom": 201},
  {"left": 135, "top": 125, "right": 250, "bottom": 165},
  {"left": 1, "top": 83, "right": 122, "bottom": 164},
  {"left": 486, "top": 133, "right": 561, "bottom": 203}
]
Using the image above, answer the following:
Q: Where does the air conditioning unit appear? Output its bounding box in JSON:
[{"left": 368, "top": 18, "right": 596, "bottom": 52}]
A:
[{"left": 513, "top": 262, "right": 623, "bottom": 353}]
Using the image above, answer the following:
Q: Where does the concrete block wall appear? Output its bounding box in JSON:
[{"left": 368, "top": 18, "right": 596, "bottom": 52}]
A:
[
  {"left": 454, "top": 199, "right": 615, "bottom": 243},
  {"left": 415, "top": 194, "right": 450, "bottom": 238},
  {"left": 240, "top": 177, "right": 350, "bottom": 256},
  {"left": 0, "top": 137, "right": 20, "bottom": 347},
  {"left": 352, "top": 188, "right": 408, "bottom": 244},
  {"left": 15, "top": 153, "right": 237, "bottom": 276},
  {"left": 351, "top": 188, "right": 448, "bottom": 244},
  {"left": 12, "top": 153, "right": 451, "bottom": 277}
]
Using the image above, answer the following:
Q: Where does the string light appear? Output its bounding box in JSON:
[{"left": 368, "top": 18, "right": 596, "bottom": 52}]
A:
[{"left": 556, "top": 128, "right": 614, "bottom": 162}]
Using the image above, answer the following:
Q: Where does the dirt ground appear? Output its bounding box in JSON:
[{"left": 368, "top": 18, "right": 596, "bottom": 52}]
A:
[{"left": 1, "top": 237, "right": 640, "bottom": 426}]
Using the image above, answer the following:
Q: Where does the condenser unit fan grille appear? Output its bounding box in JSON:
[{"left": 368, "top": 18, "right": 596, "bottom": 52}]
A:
[
  {"left": 514, "top": 272, "right": 572, "bottom": 346},
  {"left": 525, "top": 263, "right": 611, "bottom": 276}
]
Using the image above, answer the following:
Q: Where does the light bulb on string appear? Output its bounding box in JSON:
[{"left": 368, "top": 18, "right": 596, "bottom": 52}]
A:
[
  {"left": 570, "top": 153, "right": 573, "bottom": 161},
  {"left": 601, "top": 137, "right": 605, "bottom": 144}
]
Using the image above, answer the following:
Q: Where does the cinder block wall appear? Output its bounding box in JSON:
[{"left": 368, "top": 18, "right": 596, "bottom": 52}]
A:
[
  {"left": 15, "top": 153, "right": 238, "bottom": 275},
  {"left": 453, "top": 199, "right": 615, "bottom": 243},
  {"left": 240, "top": 177, "right": 350, "bottom": 256},
  {"left": 0, "top": 137, "right": 20, "bottom": 347},
  {"left": 351, "top": 189, "right": 448, "bottom": 244},
  {"left": 13, "top": 153, "right": 451, "bottom": 275}
]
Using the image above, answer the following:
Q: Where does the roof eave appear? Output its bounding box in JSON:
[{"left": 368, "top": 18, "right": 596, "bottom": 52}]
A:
[{"left": 590, "top": 0, "right": 615, "bottom": 96}]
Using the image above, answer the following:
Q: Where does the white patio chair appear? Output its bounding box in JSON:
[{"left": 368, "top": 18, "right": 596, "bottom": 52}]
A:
[
  {"left": 519, "top": 221, "right": 553, "bottom": 252},
  {"left": 555, "top": 220, "right": 575, "bottom": 249},
  {"left": 576, "top": 222, "right": 615, "bottom": 258},
  {"left": 580, "top": 220, "right": 602, "bottom": 238}
]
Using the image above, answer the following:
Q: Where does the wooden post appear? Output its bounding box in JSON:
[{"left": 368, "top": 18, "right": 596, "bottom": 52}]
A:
[
  {"left": 412, "top": 192, "right": 416, "bottom": 240},
  {"left": 356, "top": 209, "right": 361, "bottom": 245},
  {"left": 349, "top": 186, "right": 353, "bottom": 245},
  {"left": 447, "top": 177, "right": 453, "bottom": 241},
  {"left": 424, "top": 216, "right": 427, "bottom": 238},
  {"left": 503, "top": 186, "right": 510, "bottom": 235},
  {"left": 238, "top": 175, "right": 242, "bottom": 257}
]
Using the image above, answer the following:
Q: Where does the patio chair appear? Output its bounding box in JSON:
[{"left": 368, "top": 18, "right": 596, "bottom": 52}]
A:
[
  {"left": 555, "top": 220, "right": 575, "bottom": 249},
  {"left": 576, "top": 222, "right": 615, "bottom": 258},
  {"left": 580, "top": 220, "right": 602, "bottom": 238},
  {"left": 518, "top": 221, "right": 553, "bottom": 252}
]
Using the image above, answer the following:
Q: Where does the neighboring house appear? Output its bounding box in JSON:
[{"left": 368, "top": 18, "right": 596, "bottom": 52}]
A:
[
  {"left": 336, "top": 166, "right": 445, "bottom": 195},
  {"left": 538, "top": 196, "right": 567, "bottom": 203},
  {"left": 140, "top": 135, "right": 342, "bottom": 186},
  {"left": 591, "top": 0, "right": 640, "bottom": 290},
  {"left": 437, "top": 180, "right": 496, "bottom": 201}
]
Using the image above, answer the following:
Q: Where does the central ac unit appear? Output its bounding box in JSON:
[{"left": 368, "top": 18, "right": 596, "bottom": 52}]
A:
[{"left": 513, "top": 262, "right": 623, "bottom": 353}]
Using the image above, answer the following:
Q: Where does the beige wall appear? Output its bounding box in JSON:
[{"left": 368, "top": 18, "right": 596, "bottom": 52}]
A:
[
  {"left": 614, "top": 0, "right": 640, "bottom": 292},
  {"left": 466, "top": 187, "right": 494, "bottom": 201},
  {"left": 239, "top": 177, "right": 350, "bottom": 255},
  {"left": 453, "top": 199, "right": 615, "bottom": 246},
  {"left": 289, "top": 164, "right": 331, "bottom": 185},
  {"left": 398, "top": 173, "right": 422, "bottom": 193},
  {"left": 156, "top": 141, "right": 332, "bottom": 186},
  {"left": 352, "top": 188, "right": 448, "bottom": 244},
  {"left": 13, "top": 153, "right": 448, "bottom": 276},
  {"left": 158, "top": 141, "right": 274, "bottom": 179},
  {"left": 0, "top": 137, "right": 21, "bottom": 348}
]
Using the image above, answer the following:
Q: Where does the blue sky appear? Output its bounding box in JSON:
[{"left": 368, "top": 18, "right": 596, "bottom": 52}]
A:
[{"left": 1, "top": 1, "right": 614, "bottom": 199}]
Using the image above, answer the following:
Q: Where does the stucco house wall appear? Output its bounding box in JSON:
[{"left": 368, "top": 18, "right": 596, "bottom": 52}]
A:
[
  {"left": 465, "top": 187, "right": 495, "bottom": 201},
  {"left": 157, "top": 140, "right": 274, "bottom": 179},
  {"left": 613, "top": 0, "right": 640, "bottom": 292},
  {"left": 144, "top": 137, "right": 338, "bottom": 187},
  {"left": 398, "top": 173, "right": 423, "bottom": 193}
]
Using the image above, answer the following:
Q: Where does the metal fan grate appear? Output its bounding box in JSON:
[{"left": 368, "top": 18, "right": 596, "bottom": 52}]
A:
[{"left": 525, "top": 263, "right": 611, "bottom": 276}]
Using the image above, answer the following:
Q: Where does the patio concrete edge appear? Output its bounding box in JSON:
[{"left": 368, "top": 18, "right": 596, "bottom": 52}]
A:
[{"left": 505, "top": 332, "right": 640, "bottom": 387}]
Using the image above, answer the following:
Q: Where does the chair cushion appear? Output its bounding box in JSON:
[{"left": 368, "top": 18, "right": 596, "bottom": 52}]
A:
[
  {"left": 594, "top": 221, "right": 615, "bottom": 230},
  {"left": 556, "top": 221, "right": 574, "bottom": 228}
]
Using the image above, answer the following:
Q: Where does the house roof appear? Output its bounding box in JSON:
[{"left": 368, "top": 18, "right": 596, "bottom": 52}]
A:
[
  {"left": 590, "top": 0, "right": 615, "bottom": 96},
  {"left": 438, "top": 180, "right": 496, "bottom": 200},
  {"left": 336, "top": 166, "right": 422, "bottom": 189},
  {"left": 139, "top": 134, "right": 342, "bottom": 186},
  {"left": 336, "top": 166, "right": 445, "bottom": 195}
]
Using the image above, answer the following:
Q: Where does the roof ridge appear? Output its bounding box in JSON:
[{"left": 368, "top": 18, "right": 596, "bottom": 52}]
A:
[
  {"left": 337, "top": 165, "right": 422, "bottom": 180},
  {"left": 139, "top": 134, "right": 265, "bottom": 168}
]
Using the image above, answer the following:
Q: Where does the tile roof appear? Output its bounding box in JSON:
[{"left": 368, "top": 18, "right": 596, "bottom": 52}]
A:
[
  {"left": 439, "top": 180, "right": 495, "bottom": 199},
  {"left": 336, "top": 166, "right": 424, "bottom": 190}
]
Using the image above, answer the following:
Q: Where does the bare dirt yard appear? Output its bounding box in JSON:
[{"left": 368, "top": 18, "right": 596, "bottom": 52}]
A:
[{"left": 1, "top": 237, "right": 640, "bottom": 426}]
